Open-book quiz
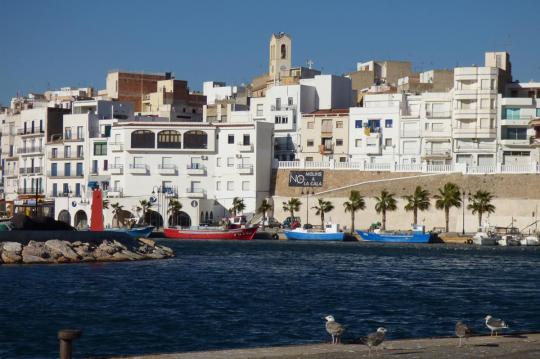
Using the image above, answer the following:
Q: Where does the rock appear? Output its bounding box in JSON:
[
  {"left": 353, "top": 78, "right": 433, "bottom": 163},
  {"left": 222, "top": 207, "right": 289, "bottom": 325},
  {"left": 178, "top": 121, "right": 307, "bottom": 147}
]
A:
[
  {"left": 1, "top": 242, "right": 23, "bottom": 264},
  {"left": 159, "top": 245, "right": 174, "bottom": 255},
  {"left": 112, "top": 240, "right": 128, "bottom": 251},
  {"left": 45, "top": 240, "right": 79, "bottom": 261},
  {"left": 72, "top": 244, "right": 95, "bottom": 262},
  {"left": 22, "top": 255, "right": 50, "bottom": 264},
  {"left": 22, "top": 241, "right": 50, "bottom": 259},
  {"left": 138, "top": 238, "right": 155, "bottom": 247},
  {"left": 97, "top": 240, "right": 119, "bottom": 255}
]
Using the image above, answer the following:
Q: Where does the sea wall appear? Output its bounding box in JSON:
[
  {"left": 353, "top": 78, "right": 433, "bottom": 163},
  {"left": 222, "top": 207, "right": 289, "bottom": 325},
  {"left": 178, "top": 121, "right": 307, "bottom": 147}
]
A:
[{"left": 272, "top": 170, "right": 540, "bottom": 232}]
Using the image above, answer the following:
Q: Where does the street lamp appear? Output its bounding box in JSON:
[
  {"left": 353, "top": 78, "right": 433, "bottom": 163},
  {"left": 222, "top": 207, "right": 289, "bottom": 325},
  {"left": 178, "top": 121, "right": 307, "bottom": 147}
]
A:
[
  {"left": 462, "top": 190, "right": 470, "bottom": 235},
  {"left": 301, "top": 187, "right": 315, "bottom": 227}
]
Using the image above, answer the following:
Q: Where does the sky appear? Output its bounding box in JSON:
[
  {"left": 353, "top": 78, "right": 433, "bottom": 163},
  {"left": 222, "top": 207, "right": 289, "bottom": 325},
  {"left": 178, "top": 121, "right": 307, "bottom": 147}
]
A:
[{"left": 1, "top": 0, "right": 540, "bottom": 104}]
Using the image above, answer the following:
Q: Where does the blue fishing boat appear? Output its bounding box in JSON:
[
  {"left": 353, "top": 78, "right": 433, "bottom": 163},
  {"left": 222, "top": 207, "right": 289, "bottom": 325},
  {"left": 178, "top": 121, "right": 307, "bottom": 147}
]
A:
[
  {"left": 285, "top": 223, "right": 345, "bottom": 241},
  {"left": 356, "top": 225, "right": 431, "bottom": 243},
  {"left": 107, "top": 226, "right": 155, "bottom": 239}
]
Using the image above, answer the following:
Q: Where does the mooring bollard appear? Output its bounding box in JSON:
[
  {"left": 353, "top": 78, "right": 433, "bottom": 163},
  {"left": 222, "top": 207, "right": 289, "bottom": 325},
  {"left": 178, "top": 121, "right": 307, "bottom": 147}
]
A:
[{"left": 58, "top": 329, "right": 82, "bottom": 359}]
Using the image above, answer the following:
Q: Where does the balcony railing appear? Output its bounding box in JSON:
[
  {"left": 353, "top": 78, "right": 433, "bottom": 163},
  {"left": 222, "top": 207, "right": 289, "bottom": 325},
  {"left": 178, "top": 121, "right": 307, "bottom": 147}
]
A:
[
  {"left": 48, "top": 153, "right": 84, "bottom": 160},
  {"left": 158, "top": 164, "right": 177, "bottom": 170},
  {"left": 19, "top": 167, "right": 42, "bottom": 175},
  {"left": 17, "top": 188, "right": 44, "bottom": 195},
  {"left": 109, "top": 142, "right": 124, "bottom": 151},
  {"left": 47, "top": 171, "right": 84, "bottom": 178},
  {"left": 17, "top": 146, "right": 43, "bottom": 154},
  {"left": 186, "top": 164, "right": 205, "bottom": 170},
  {"left": 18, "top": 128, "right": 44, "bottom": 136},
  {"left": 63, "top": 136, "right": 85, "bottom": 142},
  {"left": 236, "top": 164, "right": 253, "bottom": 170},
  {"left": 129, "top": 164, "right": 147, "bottom": 169},
  {"left": 426, "top": 111, "right": 452, "bottom": 118}
]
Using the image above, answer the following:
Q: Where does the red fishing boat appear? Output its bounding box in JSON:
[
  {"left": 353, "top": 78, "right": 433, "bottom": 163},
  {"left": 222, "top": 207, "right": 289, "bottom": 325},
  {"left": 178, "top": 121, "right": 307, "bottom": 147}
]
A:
[{"left": 163, "top": 226, "right": 258, "bottom": 240}]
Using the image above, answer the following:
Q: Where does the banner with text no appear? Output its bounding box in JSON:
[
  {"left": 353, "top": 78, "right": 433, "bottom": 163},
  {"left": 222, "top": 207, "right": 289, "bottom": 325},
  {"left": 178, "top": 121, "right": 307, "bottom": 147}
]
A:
[{"left": 288, "top": 171, "right": 324, "bottom": 187}]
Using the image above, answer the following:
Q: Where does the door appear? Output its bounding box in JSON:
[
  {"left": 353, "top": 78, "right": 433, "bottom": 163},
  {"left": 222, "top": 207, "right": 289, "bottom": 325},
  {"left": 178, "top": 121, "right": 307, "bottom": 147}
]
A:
[
  {"left": 51, "top": 163, "right": 58, "bottom": 177},
  {"left": 64, "top": 163, "right": 71, "bottom": 177},
  {"left": 477, "top": 154, "right": 494, "bottom": 166},
  {"left": 76, "top": 163, "right": 83, "bottom": 176}
]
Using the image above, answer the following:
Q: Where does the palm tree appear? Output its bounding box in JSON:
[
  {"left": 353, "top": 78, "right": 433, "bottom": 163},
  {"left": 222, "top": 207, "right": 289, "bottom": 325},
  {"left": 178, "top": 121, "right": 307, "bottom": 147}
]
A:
[
  {"left": 312, "top": 198, "right": 334, "bottom": 227},
  {"left": 111, "top": 202, "right": 124, "bottom": 227},
  {"left": 282, "top": 198, "right": 302, "bottom": 220},
  {"left": 138, "top": 199, "right": 153, "bottom": 225},
  {"left": 343, "top": 190, "right": 365, "bottom": 232},
  {"left": 231, "top": 197, "right": 246, "bottom": 216},
  {"left": 434, "top": 182, "right": 462, "bottom": 232},
  {"left": 102, "top": 199, "right": 110, "bottom": 210},
  {"left": 375, "top": 190, "right": 397, "bottom": 231},
  {"left": 468, "top": 190, "right": 495, "bottom": 228},
  {"left": 257, "top": 199, "right": 273, "bottom": 231},
  {"left": 167, "top": 199, "right": 183, "bottom": 226},
  {"left": 403, "top": 186, "right": 431, "bottom": 226}
]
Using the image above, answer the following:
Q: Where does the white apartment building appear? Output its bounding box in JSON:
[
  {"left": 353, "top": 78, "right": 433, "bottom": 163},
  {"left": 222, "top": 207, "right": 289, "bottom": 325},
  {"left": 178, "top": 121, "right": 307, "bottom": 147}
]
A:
[
  {"left": 418, "top": 92, "right": 453, "bottom": 165},
  {"left": 203, "top": 81, "right": 246, "bottom": 105}
]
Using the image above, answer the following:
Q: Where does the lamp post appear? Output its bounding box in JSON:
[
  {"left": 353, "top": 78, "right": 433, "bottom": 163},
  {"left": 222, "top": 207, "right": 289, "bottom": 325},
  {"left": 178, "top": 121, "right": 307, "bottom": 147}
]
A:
[
  {"left": 301, "top": 187, "right": 314, "bottom": 227},
  {"left": 152, "top": 185, "right": 163, "bottom": 229}
]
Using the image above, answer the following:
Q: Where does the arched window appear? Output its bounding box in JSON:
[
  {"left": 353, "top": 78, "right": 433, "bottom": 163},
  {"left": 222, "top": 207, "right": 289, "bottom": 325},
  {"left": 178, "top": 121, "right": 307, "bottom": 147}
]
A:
[
  {"left": 184, "top": 130, "right": 208, "bottom": 149},
  {"left": 131, "top": 130, "right": 155, "bottom": 148},
  {"left": 280, "top": 44, "right": 286, "bottom": 59},
  {"left": 157, "top": 130, "right": 181, "bottom": 149}
]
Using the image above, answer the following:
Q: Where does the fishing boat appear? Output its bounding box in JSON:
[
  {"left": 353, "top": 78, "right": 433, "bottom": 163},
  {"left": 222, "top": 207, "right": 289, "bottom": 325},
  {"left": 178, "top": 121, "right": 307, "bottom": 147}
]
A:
[
  {"left": 163, "top": 226, "right": 258, "bottom": 240},
  {"left": 356, "top": 225, "right": 431, "bottom": 243},
  {"left": 521, "top": 235, "right": 540, "bottom": 246},
  {"left": 107, "top": 226, "right": 155, "bottom": 239},
  {"left": 472, "top": 232, "right": 499, "bottom": 246},
  {"left": 498, "top": 234, "right": 521, "bottom": 246},
  {"left": 284, "top": 223, "right": 345, "bottom": 241}
]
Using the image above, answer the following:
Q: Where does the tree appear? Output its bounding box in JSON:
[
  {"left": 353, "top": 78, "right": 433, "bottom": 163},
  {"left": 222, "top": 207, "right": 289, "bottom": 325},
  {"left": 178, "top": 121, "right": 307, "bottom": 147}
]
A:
[
  {"left": 434, "top": 182, "right": 462, "bottom": 232},
  {"left": 231, "top": 197, "right": 246, "bottom": 216},
  {"left": 138, "top": 199, "right": 153, "bottom": 225},
  {"left": 312, "top": 198, "right": 334, "bottom": 227},
  {"left": 375, "top": 190, "right": 397, "bottom": 231},
  {"left": 282, "top": 198, "right": 302, "bottom": 220},
  {"left": 111, "top": 202, "right": 124, "bottom": 227},
  {"left": 468, "top": 190, "right": 495, "bottom": 228},
  {"left": 257, "top": 199, "right": 273, "bottom": 231},
  {"left": 167, "top": 199, "right": 183, "bottom": 226},
  {"left": 343, "top": 190, "right": 365, "bottom": 232},
  {"left": 403, "top": 186, "right": 431, "bottom": 226}
]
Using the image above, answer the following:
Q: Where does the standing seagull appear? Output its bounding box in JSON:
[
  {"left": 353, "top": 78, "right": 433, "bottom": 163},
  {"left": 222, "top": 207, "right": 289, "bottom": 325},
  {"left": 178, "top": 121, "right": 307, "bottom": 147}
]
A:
[
  {"left": 361, "top": 327, "right": 387, "bottom": 356},
  {"left": 485, "top": 315, "right": 508, "bottom": 336},
  {"left": 455, "top": 321, "right": 472, "bottom": 347},
  {"left": 324, "top": 315, "right": 345, "bottom": 344}
]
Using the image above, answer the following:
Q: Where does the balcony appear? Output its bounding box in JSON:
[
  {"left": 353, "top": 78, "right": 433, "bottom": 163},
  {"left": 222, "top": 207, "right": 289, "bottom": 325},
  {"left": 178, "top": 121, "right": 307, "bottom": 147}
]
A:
[
  {"left": 452, "top": 128, "right": 496, "bottom": 139},
  {"left": 17, "top": 187, "right": 44, "bottom": 195},
  {"left": 48, "top": 153, "right": 84, "bottom": 160},
  {"left": 63, "top": 136, "right": 85, "bottom": 143},
  {"left": 236, "top": 164, "right": 253, "bottom": 174},
  {"left": 128, "top": 164, "right": 148, "bottom": 175},
  {"left": 158, "top": 164, "right": 178, "bottom": 175},
  {"left": 47, "top": 170, "right": 84, "bottom": 179},
  {"left": 501, "top": 97, "right": 533, "bottom": 106},
  {"left": 181, "top": 188, "right": 206, "bottom": 199},
  {"left": 18, "top": 128, "right": 44, "bottom": 137},
  {"left": 426, "top": 111, "right": 452, "bottom": 119},
  {"left": 422, "top": 149, "right": 452, "bottom": 159},
  {"left": 110, "top": 142, "right": 124, "bottom": 152},
  {"left": 500, "top": 138, "right": 529, "bottom": 147},
  {"left": 17, "top": 146, "right": 43, "bottom": 155},
  {"left": 109, "top": 164, "right": 124, "bottom": 175},
  {"left": 186, "top": 164, "right": 206, "bottom": 175},
  {"left": 19, "top": 167, "right": 43, "bottom": 175},
  {"left": 106, "top": 188, "right": 124, "bottom": 198},
  {"left": 271, "top": 104, "right": 296, "bottom": 111},
  {"left": 237, "top": 143, "right": 253, "bottom": 152},
  {"left": 319, "top": 144, "right": 334, "bottom": 154}
]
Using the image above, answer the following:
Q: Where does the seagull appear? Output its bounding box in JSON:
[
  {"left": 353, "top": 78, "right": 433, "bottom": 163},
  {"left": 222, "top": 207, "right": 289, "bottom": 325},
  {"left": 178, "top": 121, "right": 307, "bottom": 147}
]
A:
[
  {"left": 455, "top": 321, "right": 472, "bottom": 347},
  {"left": 485, "top": 315, "right": 508, "bottom": 336},
  {"left": 359, "top": 327, "right": 387, "bottom": 356},
  {"left": 324, "top": 315, "right": 345, "bottom": 344}
]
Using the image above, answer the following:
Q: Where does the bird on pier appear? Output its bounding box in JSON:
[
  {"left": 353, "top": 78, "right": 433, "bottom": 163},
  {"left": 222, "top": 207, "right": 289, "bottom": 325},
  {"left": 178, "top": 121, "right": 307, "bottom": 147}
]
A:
[
  {"left": 361, "top": 327, "right": 387, "bottom": 356},
  {"left": 324, "top": 315, "right": 345, "bottom": 344},
  {"left": 485, "top": 315, "right": 508, "bottom": 336},
  {"left": 455, "top": 321, "right": 472, "bottom": 347}
]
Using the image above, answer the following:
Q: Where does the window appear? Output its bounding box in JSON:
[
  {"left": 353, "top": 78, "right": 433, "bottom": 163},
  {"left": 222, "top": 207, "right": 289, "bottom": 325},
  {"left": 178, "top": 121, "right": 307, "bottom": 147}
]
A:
[
  {"left": 243, "top": 134, "right": 250, "bottom": 145},
  {"left": 228, "top": 134, "right": 234, "bottom": 144},
  {"left": 355, "top": 139, "right": 362, "bottom": 147},
  {"left": 305, "top": 157, "right": 313, "bottom": 161},
  {"left": 64, "top": 146, "right": 71, "bottom": 158},
  {"left": 307, "top": 140, "right": 314, "bottom": 147},
  {"left": 537, "top": 108, "right": 540, "bottom": 117},
  {"left": 157, "top": 130, "right": 181, "bottom": 149},
  {"left": 321, "top": 119, "right": 332, "bottom": 132},
  {"left": 131, "top": 130, "right": 155, "bottom": 148},
  {"left": 77, "top": 126, "right": 83, "bottom": 139},
  {"left": 94, "top": 142, "right": 107, "bottom": 156},
  {"left": 275, "top": 116, "right": 288, "bottom": 124},
  {"left": 385, "top": 138, "right": 393, "bottom": 147},
  {"left": 92, "top": 160, "right": 98, "bottom": 174},
  {"left": 64, "top": 127, "right": 72, "bottom": 140},
  {"left": 307, "top": 121, "right": 314, "bottom": 129},
  {"left": 216, "top": 157, "right": 221, "bottom": 167},
  {"left": 216, "top": 181, "right": 221, "bottom": 191},
  {"left": 506, "top": 127, "right": 527, "bottom": 140},
  {"left": 103, "top": 160, "right": 108, "bottom": 171},
  {"left": 227, "top": 157, "right": 234, "bottom": 167},
  {"left": 385, "top": 119, "right": 393, "bottom": 128},
  {"left": 51, "top": 148, "right": 58, "bottom": 159},
  {"left": 256, "top": 104, "right": 263, "bottom": 117},
  {"left": 76, "top": 163, "right": 83, "bottom": 176},
  {"left": 490, "top": 99, "right": 496, "bottom": 109},
  {"left": 64, "top": 163, "right": 71, "bottom": 177},
  {"left": 336, "top": 121, "right": 343, "bottom": 129},
  {"left": 275, "top": 98, "right": 281, "bottom": 111},
  {"left": 242, "top": 181, "right": 250, "bottom": 191},
  {"left": 288, "top": 97, "right": 293, "bottom": 106},
  {"left": 227, "top": 181, "right": 234, "bottom": 191},
  {"left": 280, "top": 44, "right": 286, "bottom": 59},
  {"left": 77, "top": 145, "right": 83, "bottom": 158},
  {"left": 336, "top": 139, "right": 343, "bottom": 146},
  {"left": 339, "top": 157, "right": 347, "bottom": 162},
  {"left": 368, "top": 119, "right": 381, "bottom": 131},
  {"left": 184, "top": 131, "right": 208, "bottom": 149}
]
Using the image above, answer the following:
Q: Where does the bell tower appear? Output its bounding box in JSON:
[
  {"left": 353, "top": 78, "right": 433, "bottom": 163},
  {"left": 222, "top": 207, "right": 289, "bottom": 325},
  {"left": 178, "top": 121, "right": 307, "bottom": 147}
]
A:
[{"left": 269, "top": 32, "right": 292, "bottom": 81}]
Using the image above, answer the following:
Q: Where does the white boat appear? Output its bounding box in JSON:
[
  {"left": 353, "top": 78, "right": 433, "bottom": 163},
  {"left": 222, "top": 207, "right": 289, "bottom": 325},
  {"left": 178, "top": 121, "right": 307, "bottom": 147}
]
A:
[
  {"left": 520, "top": 235, "right": 540, "bottom": 246},
  {"left": 472, "top": 232, "right": 498, "bottom": 246},
  {"left": 498, "top": 234, "right": 521, "bottom": 246}
]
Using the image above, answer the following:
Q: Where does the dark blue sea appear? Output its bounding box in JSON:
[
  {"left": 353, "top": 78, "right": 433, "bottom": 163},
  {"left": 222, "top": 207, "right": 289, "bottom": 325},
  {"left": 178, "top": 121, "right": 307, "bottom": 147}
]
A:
[{"left": 1, "top": 240, "right": 539, "bottom": 358}]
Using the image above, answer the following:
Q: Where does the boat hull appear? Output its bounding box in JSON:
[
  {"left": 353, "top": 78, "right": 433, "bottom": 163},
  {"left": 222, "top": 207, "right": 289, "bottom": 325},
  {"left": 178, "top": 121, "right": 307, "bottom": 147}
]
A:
[
  {"left": 106, "top": 226, "right": 154, "bottom": 239},
  {"left": 284, "top": 231, "right": 345, "bottom": 241},
  {"left": 356, "top": 231, "right": 431, "bottom": 243},
  {"left": 163, "top": 226, "right": 258, "bottom": 240}
]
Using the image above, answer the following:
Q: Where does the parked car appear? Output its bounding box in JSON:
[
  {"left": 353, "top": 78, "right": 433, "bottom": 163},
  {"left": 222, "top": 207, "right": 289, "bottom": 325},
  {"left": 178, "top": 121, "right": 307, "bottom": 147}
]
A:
[{"left": 282, "top": 216, "right": 301, "bottom": 229}]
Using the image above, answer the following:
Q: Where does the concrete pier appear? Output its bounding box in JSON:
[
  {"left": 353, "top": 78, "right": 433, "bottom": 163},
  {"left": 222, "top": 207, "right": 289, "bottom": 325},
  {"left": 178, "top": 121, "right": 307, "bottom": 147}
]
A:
[{"left": 117, "top": 333, "right": 540, "bottom": 358}]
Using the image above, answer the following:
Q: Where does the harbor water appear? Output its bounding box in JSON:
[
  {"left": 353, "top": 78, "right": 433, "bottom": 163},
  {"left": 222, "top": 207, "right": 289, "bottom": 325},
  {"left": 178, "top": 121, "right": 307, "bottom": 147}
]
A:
[{"left": 1, "top": 239, "right": 539, "bottom": 358}]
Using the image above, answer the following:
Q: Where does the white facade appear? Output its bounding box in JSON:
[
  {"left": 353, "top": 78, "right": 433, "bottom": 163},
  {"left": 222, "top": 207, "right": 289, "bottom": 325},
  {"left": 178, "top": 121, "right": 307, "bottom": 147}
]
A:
[{"left": 203, "top": 81, "right": 246, "bottom": 105}]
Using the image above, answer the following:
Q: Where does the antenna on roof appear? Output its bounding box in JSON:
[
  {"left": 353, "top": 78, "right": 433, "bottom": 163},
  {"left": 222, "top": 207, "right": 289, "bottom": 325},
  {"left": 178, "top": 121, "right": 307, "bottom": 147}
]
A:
[{"left": 306, "top": 59, "right": 314, "bottom": 70}]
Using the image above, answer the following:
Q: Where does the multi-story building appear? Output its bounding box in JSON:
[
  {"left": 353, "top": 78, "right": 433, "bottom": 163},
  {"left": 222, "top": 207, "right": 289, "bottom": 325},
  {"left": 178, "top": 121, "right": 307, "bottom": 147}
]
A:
[
  {"left": 418, "top": 92, "right": 453, "bottom": 165},
  {"left": 298, "top": 109, "right": 350, "bottom": 162}
]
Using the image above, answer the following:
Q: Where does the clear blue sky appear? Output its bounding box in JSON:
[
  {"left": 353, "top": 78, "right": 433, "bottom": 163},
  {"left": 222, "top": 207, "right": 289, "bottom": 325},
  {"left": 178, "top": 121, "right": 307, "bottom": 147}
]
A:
[{"left": 1, "top": 0, "right": 539, "bottom": 104}]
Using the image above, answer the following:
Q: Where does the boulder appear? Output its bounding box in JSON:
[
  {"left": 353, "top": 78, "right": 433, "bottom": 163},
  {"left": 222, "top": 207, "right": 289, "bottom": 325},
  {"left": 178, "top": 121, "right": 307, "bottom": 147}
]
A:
[
  {"left": 45, "top": 240, "right": 79, "bottom": 261},
  {"left": 22, "top": 254, "right": 50, "bottom": 264},
  {"left": 72, "top": 243, "right": 95, "bottom": 261},
  {"left": 138, "top": 238, "right": 155, "bottom": 247},
  {"left": 1, "top": 242, "right": 23, "bottom": 264},
  {"left": 2, "top": 242, "right": 22, "bottom": 253},
  {"left": 97, "top": 240, "right": 119, "bottom": 255},
  {"left": 22, "top": 241, "right": 50, "bottom": 259}
]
